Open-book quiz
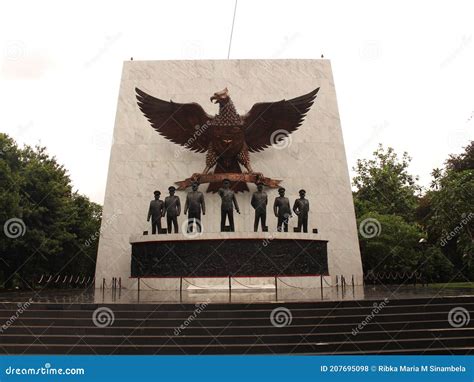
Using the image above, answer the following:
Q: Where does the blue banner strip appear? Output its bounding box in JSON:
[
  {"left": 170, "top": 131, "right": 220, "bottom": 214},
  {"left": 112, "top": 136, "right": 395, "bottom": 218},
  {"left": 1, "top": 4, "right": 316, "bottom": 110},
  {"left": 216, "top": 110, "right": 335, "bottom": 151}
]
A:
[{"left": 0, "top": 356, "right": 472, "bottom": 382}]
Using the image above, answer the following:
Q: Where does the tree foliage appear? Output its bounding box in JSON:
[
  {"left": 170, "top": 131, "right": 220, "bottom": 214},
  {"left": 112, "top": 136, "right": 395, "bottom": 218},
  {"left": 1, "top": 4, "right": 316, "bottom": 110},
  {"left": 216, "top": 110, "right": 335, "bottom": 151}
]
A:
[
  {"left": 0, "top": 133, "right": 102, "bottom": 289},
  {"left": 354, "top": 142, "right": 473, "bottom": 282},
  {"left": 418, "top": 141, "right": 474, "bottom": 279},
  {"left": 353, "top": 144, "right": 420, "bottom": 221}
]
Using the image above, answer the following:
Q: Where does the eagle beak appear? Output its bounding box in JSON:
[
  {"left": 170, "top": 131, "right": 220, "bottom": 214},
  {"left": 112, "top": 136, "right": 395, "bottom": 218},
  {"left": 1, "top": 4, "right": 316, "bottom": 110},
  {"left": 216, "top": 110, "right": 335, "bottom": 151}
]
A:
[{"left": 210, "top": 95, "right": 218, "bottom": 103}]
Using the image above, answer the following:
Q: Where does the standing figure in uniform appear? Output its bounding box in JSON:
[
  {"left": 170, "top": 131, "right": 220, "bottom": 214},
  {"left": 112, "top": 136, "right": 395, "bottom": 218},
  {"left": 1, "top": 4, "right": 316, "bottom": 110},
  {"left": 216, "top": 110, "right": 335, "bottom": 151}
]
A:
[
  {"left": 293, "top": 189, "right": 309, "bottom": 233},
  {"left": 184, "top": 181, "right": 206, "bottom": 233},
  {"left": 218, "top": 179, "right": 240, "bottom": 232},
  {"left": 251, "top": 182, "right": 268, "bottom": 232},
  {"left": 273, "top": 187, "right": 292, "bottom": 232},
  {"left": 147, "top": 190, "right": 164, "bottom": 234},
  {"left": 164, "top": 186, "right": 181, "bottom": 233}
]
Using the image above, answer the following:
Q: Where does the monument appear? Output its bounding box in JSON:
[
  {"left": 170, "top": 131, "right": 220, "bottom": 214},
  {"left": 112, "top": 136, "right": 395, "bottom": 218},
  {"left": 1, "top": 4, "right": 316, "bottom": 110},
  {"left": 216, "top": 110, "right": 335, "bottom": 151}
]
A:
[{"left": 95, "top": 59, "right": 363, "bottom": 290}]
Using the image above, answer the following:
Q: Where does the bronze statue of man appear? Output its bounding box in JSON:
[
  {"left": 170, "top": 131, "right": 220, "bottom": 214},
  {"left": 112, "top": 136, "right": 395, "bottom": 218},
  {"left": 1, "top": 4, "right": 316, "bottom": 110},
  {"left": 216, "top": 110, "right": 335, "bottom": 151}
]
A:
[
  {"left": 164, "top": 186, "right": 181, "bottom": 233},
  {"left": 293, "top": 189, "right": 309, "bottom": 233},
  {"left": 273, "top": 187, "right": 292, "bottom": 232},
  {"left": 218, "top": 179, "right": 240, "bottom": 232},
  {"left": 147, "top": 190, "right": 164, "bottom": 234},
  {"left": 251, "top": 182, "right": 267, "bottom": 232},
  {"left": 184, "top": 181, "right": 205, "bottom": 233}
]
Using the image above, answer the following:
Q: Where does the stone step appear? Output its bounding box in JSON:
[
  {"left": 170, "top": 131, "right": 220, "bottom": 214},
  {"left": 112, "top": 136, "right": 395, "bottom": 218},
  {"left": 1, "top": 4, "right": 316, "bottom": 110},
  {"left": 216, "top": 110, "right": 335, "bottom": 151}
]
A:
[
  {"left": 0, "top": 336, "right": 472, "bottom": 355},
  {"left": 1, "top": 302, "right": 472, "bottom": 319},
  {"left": 5, "top": 311, "right": 469, "bottom": 327},
  {"left": 0, "top": 320, "right": 461, "bottom": 336},
  {"left": 1, "top": 328, "right": 472, "bottom": 346},
  {"left": 1, "top": 296, "right": 472, "bottom": 311}
]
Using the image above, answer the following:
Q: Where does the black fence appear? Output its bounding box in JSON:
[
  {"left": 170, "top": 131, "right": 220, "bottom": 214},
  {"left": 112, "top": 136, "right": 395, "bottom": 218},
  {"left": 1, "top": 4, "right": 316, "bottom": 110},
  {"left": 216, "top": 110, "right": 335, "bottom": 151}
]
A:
[
  {"left": 34, "top": 274, "right": 95, "bottom": 289},
  {"left": 364, "top": 271, "right": 426, "bottom": 285}
]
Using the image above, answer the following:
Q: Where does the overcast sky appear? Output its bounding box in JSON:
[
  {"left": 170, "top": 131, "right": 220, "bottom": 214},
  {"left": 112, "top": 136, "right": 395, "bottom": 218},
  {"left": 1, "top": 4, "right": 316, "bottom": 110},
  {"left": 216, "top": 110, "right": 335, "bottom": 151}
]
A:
[{"left": 1, "top": 0, "right": 473, "bottom": 203}]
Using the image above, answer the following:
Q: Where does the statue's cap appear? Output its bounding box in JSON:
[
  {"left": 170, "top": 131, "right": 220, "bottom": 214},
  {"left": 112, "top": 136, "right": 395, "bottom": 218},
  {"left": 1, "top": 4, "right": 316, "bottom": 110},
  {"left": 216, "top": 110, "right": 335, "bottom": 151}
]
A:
[
  {"left": 278, "top": 187, "right": 285, "bottom": 192},
  {"left": 154, "top": 190, "right": 161, "bottom": 195},
  {"left": 223, "top": 178, "right": 231, "bottom": 183},
  {"left": 299, "top": 189, "right": 306, "bottom": 193},
  {"left": 168, "top": 186, "right": 176, "bottom": 191}
]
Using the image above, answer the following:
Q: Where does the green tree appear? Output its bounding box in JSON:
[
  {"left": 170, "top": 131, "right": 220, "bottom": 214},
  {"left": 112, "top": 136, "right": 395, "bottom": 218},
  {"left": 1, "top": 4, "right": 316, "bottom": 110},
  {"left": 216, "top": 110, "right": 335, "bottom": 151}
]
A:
[
  {"left": 353, "top": 144, "right": 420, "bottom": 221},
  {"left": 419, "top": 141, "right": 474, "bottom": 280},
  {"left": 0, "top": 133, "right": 102, "bottom": 289},
  {"left": 353, "top": 144, "right": 456, "bottom": 282}
]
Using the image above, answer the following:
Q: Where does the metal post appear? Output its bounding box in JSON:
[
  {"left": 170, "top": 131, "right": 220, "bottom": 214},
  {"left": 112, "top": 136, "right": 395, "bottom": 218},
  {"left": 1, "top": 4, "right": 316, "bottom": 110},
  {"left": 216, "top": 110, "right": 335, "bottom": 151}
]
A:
[
  {"left": 179, "top": 277, "right": 183, "bottom": 302},
  {"left": 274, "top": 276, "right": 278, "bottom": 301},
  {"left": 320, "top": 274, "right": 323, "bottom": 289},
  {"left": 137, "top": 277, "right": 141, "bottom": 301}
]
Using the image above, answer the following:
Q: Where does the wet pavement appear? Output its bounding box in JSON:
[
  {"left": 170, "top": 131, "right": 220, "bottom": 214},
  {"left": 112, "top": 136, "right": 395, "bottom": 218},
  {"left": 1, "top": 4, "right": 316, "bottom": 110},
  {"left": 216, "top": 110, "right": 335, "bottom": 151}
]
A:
[{"left": 0, "top": 284, "right": 472, "bottom": 304}]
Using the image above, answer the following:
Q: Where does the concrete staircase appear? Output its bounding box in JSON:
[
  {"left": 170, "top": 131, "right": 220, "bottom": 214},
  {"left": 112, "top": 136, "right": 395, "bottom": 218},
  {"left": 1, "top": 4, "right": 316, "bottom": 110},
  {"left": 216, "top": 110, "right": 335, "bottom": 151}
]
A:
[{"left": 0, "top": 296, "right": 473, "bottom": 354}]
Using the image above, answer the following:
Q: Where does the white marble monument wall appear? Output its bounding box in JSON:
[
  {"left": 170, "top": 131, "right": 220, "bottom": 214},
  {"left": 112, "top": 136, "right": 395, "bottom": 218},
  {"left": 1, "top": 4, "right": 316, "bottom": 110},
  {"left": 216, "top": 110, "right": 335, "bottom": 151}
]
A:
[{"left": 95, "top": 59, "right": 363, "bottom": 289}]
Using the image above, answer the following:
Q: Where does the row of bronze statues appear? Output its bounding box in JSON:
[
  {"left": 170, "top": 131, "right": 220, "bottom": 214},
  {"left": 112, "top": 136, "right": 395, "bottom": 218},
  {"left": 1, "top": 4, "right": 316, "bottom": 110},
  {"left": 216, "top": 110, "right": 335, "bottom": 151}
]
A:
[{"left": 147, "top": 180, "right": 310, "bottom": 234}]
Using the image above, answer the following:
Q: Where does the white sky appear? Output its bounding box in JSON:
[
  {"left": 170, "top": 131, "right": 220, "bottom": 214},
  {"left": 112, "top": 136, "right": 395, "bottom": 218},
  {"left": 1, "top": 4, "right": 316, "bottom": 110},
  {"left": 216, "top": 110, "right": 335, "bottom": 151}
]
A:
[{"left": 1, "top": 0, "right": 473, "bottom": 204}]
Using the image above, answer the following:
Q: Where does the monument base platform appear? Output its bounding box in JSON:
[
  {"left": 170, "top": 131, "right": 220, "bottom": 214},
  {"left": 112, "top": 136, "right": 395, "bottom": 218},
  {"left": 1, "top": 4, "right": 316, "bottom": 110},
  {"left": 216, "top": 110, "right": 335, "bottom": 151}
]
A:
[{"left": 129, "top": 232, "right": 329, "bottom": 290}]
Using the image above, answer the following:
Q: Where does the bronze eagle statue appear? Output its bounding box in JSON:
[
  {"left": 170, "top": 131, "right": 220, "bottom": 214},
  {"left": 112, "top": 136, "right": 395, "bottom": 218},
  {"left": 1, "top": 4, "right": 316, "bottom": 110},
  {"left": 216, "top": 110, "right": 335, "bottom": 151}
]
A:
[{"left": 136, "top": 87, "right": 319, "bottom": 192}]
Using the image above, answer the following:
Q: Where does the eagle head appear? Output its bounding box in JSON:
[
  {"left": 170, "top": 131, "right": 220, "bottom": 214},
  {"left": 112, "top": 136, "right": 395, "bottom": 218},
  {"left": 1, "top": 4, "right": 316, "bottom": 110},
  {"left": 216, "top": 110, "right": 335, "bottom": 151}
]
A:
[{"left": 210, "top": 88, "right": 229, "bottom": 105}]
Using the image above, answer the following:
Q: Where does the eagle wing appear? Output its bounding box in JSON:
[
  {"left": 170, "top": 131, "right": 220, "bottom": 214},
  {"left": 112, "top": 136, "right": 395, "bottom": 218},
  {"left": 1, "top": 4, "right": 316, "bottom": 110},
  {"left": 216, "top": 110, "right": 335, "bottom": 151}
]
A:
[
  {"left": 136, "top": 87, "right": 213, "bottom": 153},
  {"left": 242, "top": 88, "right": 320, "bottom": 153}
]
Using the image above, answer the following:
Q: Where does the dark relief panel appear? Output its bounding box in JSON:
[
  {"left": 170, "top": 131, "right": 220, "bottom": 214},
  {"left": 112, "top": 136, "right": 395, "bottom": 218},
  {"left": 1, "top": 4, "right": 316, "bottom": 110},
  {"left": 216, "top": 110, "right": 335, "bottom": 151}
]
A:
[{"left": 131, "top": 239, "right": 328, "bottom": 277}]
